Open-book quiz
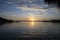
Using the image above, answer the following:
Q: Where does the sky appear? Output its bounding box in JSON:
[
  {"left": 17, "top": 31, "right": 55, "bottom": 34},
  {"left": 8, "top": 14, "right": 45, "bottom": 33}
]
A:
[{"left": 0, "top": 0, "right": 60, "bottom": 20}]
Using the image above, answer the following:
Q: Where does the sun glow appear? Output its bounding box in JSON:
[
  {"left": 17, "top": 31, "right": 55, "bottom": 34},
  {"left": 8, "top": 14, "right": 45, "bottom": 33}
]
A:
[
  {"left": 29, "top": 17, "right": 35, "bottom": 22},
  {"left": 31, "top": 18, "right": 34, "bottom": 21},
  {"left": 29, "top": 14, "right": 35, "bottom": 22},
  {"left": 29, "top": 16, "right": 35, "bottom": 28},
  {"left": 29, "top": 22, "right": 35, "bottom": 28},
  {"left": 31, "top": 22, "right": 34, "bottom": 26}
]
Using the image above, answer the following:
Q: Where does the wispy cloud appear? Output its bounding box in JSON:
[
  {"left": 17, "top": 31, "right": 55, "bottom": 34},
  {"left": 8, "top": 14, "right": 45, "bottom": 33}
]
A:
[
  {"left": 0, "top": 0, "right": 59, "bottom": 20},
  {"left": 7, "top": 0, "right": 48, "bottom": 15},
  {"left": 16, "top": 6, "right": 47, "bottom": 11}
]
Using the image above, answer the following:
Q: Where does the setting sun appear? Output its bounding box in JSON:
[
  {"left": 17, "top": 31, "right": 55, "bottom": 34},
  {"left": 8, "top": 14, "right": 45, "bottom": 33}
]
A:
[
  {"left": 31, "top": 18, "right": 34, "bottom": 21},
  {"left": 29, "top": 14, "right": 35, "bottom": 22},
  {"left": 30, "top": 18, "right": 35, "bottom": 22}
]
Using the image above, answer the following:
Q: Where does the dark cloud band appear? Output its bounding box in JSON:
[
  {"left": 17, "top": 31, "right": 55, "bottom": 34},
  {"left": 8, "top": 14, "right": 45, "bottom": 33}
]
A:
[{"left": 44, "top": 0, "right": 60, "bottom": 7}]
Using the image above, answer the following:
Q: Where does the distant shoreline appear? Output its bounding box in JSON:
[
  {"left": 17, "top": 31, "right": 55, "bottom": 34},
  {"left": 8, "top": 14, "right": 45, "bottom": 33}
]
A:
[
  {"left": 0, "top": 17, "right": 14, "bottom": 24},
  {"left": 15, "top": 20, "right": 60, "bottom": 23},
  {"left": 0, "top": 17, "right": 60, "bottom": 25}
]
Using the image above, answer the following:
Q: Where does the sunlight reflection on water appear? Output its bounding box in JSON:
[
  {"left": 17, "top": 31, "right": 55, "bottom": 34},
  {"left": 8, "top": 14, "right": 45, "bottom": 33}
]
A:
[{"left": 0, "top": 22, "right": 60, "bottom": 38}]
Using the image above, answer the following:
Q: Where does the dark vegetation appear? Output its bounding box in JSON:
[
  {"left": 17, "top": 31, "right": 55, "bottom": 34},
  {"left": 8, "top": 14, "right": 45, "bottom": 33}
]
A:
[
  {"left": 0, "top": 17, "right": 60, "bottom": 25},
  {"left": 42, "top": 20, "right": 60, "bottom": 23},
  {"left": 0, "top": 17, "right": 14, "bottom": 24},
  {"left": 50, "top": 20, "right": 60, "bottom": 23}
]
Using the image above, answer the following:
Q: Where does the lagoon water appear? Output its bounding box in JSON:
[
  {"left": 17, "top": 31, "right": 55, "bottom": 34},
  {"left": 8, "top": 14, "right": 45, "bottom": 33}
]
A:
[{"left": 0, "top": 22, "right": 60, "bottom": 40}]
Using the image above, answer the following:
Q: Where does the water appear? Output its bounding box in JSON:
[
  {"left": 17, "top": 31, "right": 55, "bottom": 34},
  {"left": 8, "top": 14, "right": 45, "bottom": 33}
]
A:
[{"left": 0, "top": 22, "right": 60, "bottom": 40}]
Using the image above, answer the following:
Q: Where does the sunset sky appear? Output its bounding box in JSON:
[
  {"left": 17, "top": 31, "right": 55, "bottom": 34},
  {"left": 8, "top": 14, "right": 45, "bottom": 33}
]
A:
[{"left": 0, "top": 0, "right": 60, "bottom": 20}]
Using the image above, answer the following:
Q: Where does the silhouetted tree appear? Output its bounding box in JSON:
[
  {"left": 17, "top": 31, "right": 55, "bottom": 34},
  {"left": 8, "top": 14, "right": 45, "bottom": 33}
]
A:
[{"left": 0, "top": 17, "right": 13, "bottom": 24}]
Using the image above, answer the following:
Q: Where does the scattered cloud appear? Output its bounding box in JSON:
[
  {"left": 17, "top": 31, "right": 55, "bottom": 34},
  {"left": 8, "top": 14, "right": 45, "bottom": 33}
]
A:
[
  {"left": 0, "top": 0, "right": 59, "bottom": 20},
  {"left": 7, "top": 0, "right": 48, "bottom": 15},
  {"left": 16, "top": 6, "right": 47, "bottom": 12}
]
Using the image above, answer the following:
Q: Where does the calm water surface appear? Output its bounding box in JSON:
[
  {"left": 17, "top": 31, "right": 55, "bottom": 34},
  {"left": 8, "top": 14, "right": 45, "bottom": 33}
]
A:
[{"left": 0, "top": 22, "right": 60, "bottom": 40}]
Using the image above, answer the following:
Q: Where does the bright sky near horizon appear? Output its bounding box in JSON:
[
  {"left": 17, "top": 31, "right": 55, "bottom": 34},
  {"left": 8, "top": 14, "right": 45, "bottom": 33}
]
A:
[{"left": 0, "top": 0, "right": 60, "bottom": 20}]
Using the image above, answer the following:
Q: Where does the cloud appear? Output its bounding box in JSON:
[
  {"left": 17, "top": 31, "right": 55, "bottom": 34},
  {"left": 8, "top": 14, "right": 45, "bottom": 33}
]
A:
[
  {"left": 6, "top": 0, "right": 49, "bottom": 15},
  {"left": 44, "top": 0, "right": 60, "bottom": 7},
  {"left": 6, "top": 0, "right": 51, "bottom": 16},
  {"left": 16, "top": 6, "right": 47, "bottom": 11},
  {"left": 47, "top": 7, "right": 58, "bottom": 15},
  {"left": 4, "top": 0, "right": 58, "bottom": 15},
  {"left": 7, "top": 0, "right": 48, "bottom": 9}
]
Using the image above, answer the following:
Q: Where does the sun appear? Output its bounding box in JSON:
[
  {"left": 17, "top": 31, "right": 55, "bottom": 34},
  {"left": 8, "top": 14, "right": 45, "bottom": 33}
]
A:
[
  {"left": 30, "top": 18, "right": 35, "bottom": 22},
  {"left": 29, "top": 14, "right": 35, "bottom": 22},
  {"left": 31, "top": 18, "right": 34, "bottom": 21}
]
